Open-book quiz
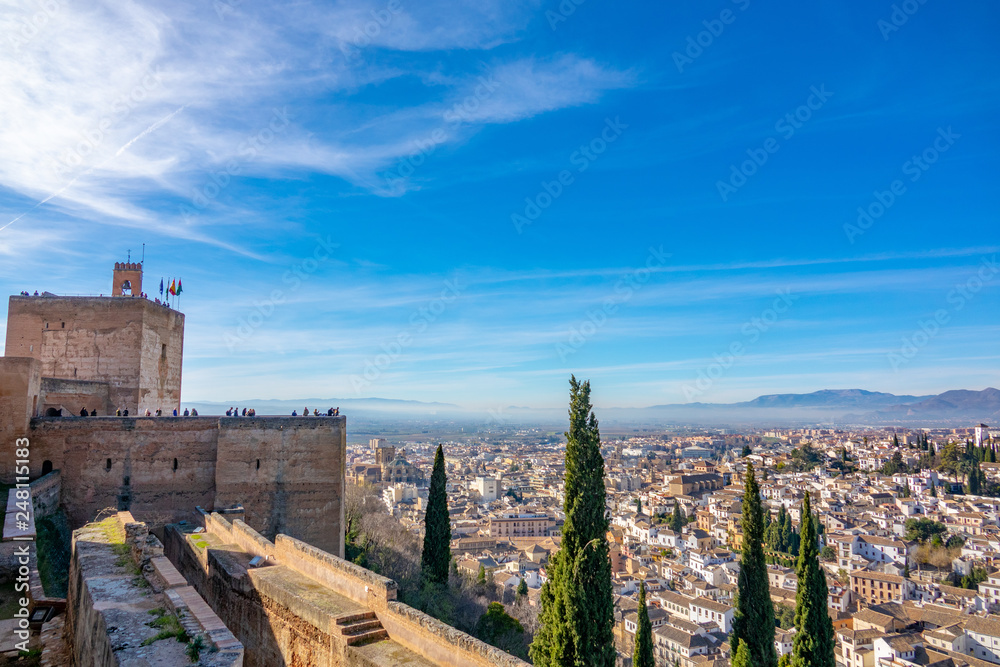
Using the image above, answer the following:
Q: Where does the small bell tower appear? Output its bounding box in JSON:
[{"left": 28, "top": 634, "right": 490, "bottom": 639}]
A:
[{"left": 113, "top": 262, "right": 143, "bottom": 297}]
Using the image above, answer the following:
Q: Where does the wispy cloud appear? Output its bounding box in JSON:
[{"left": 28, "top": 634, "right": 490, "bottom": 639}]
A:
[{"left": 0, "top": 0, "right": 632, "bottom": 241}]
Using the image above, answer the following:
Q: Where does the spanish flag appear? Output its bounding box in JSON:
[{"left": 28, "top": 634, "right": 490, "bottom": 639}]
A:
[{"left": 168, "top": 279, "right": 177, "bottom": 296}]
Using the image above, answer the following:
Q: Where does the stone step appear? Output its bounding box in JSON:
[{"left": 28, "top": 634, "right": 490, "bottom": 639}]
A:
[
  {"left": 339, "top": 619, "right": 383, "bottom": 634},
  {"left": 335, "top": 611, "right": 377, "bottom": 626},
  {"left": 343, "top": 628, "right": 389, "bottom": 646}
]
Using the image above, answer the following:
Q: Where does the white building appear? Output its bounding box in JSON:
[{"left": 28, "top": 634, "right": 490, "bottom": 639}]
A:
[
  {"left": 383, "top": 483, "right": 420, "bottom": 511},
  {"left": 688, "top": 597, "right": 733, "bottom": 633},
  {"left": 475, "top": 476, "right": 500, "bottom": 503}
]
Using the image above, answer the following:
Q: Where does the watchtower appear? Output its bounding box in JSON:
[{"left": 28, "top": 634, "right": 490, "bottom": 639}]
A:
[{"left": 113, "top": 262, "right": 143, "bottom": 297}]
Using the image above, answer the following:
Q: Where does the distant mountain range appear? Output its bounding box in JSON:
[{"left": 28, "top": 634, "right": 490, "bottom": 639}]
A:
[
  {"left": 647, "top": 389, "right": 933, "bottom": 410},
  {"left": 634, "top": 388, "right": 1000, "bottom": 426},
  {"left": 846, "top": 388, "right": 1000, "bottom": 425},
  {"left": 184, "top": 388, "right": 1000, "bottom": 427}
]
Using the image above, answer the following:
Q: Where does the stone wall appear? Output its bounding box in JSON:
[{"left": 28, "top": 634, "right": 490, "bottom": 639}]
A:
[
  {"left": 22, "top": 415, "right": 345, "bottom": 551},
  {"left": 31, "top": 469, "right": 61, "bottom": 520},
  {"left": 4, "top": 295, "right": 184, "bottom": 414},
  {"left": 38, "top": 377, "right": 112, "bottom": 416},
  {"left": 67, "top": 512, "right": 242, "bottom": 666},
  {"left": 165, "top": 513, "right": 531, "bottom": 667},
  {"left": 0, "top": 357, "right": 40, "bottom": 482},
  {"left": 215, "top": 416, "right": 345, "bottom": 556},
  {"left": 28, "top": 416, "right": 220, "bottom": 529}
]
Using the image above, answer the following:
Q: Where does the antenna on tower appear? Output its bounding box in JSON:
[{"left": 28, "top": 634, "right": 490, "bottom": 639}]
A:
[
  {"left": 141, "top": 243, "right": 145, "bottom": 265},
  {"left": 127, "top": 249, "right": 131, "bottom": 262}
]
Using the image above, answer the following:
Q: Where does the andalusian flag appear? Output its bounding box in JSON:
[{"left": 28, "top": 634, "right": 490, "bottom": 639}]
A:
[{"left": 169, "top": 279, "right": 177, "bottom": 296}]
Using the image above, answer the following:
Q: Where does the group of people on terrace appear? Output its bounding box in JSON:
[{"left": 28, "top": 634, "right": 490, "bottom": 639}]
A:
[
  {"left": 226, "top": 407, "right": 256, "bottom": 417},
  {"left": 290, "top": 407, "right": 340, "bottom": 416},
  {"left": 72, "top": 406, "right": 198, "bottom": 417}
]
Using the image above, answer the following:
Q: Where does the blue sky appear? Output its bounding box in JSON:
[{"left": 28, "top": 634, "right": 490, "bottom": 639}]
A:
[{"left": 1, "top": 0, "right": 998, "bottom": 410}]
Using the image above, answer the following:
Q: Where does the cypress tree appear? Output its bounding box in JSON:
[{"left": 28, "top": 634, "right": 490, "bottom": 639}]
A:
[
  {"left": 791, "top": 494, "right": 835, "bottom": 667},
  {"left": 633, "top": 581, "right": 654, "bottom": 667},
  {"left": 671, "top": 502, "right": 684, "bottom": 533},
  {"left": 731, "top": 634, "right": 752, "bottom": 667},
  {"left": 530, "top": 377, "right": 614, "bottom": 667},
  {"left": 421, "top": 444, "right": 451, "bottom": 587},
  {"left": 967, "top": 461, "right": 981, "bottom": 495},
  {"left": 732, "top": 462, "right": 776, "bottom": 667}
]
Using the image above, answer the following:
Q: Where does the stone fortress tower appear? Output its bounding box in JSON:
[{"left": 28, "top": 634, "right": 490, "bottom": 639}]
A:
[
  {"left": 0, "top": 262, "right": 345, "bottom": 555},
  {"left": 4, "top": 261, "right": 183, "bottom": 417},
  {"left": 1, "top": 263, "right": 528, "bottom": 667}
]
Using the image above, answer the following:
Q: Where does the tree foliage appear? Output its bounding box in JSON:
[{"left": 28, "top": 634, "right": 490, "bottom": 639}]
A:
[
  {"left": 344, "top": 482, "right": 421, "bottom": 595},
  {"left": 670, "top": 502, "right": 685, "bottom": 533},
  {"left": 881, "top": 450, "right": 906, "bottom": 476},
  {"left": 476, "top": 602, "right": 525, "bottom": 652},
  {"left": 732, "top": 641, "right": 752, "bottom": 667},
  {"left": 633, "top": 581, "right": 655, "bottom": 667},
  {"left": 784, "top": 443, "right": 822, "bottom": 472},
  {"left": 905, "top": 518, "right": 947, "bottom": 544},
  {"left": 732, "top": 462, "right": 777, "bottom": 667},
  {"left": 422, "top": 444, "right": 452, "bottom": 588},
  {"left": 531, "top": 377, "right": 615, "bottom": 667},
  {"left": 791, "top": 494, "right": 835, "bottom": 667}
]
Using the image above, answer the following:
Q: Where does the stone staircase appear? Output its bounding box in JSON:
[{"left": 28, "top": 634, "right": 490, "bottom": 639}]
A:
[{"left": 335, "top": 611, "right": 388, "bottom": 646}]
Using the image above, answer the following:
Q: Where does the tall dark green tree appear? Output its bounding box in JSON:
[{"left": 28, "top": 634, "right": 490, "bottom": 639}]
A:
[
  {"left": 530, "top": 377, "right": 615, "bottom": 667},
  {"left": 732, "top": 462, "right": 777, "bottom": 667},
  {"left": 633, "top": 581, "right": 654, "bottom": 667},
  {"left": 421, "top": 444, "right": 451, "bottom": 587},
  {"left": 670, "top": 502, "right": 685, "bottom": 533},
  {"left": 967, "top": 460, "right": 982, "bottom": 495},
  {"left": 791, "top": 494, "right": 835, "bottom": 667},
  {"left": 732, "top": 642, "right": 752, "bottom": 667}
]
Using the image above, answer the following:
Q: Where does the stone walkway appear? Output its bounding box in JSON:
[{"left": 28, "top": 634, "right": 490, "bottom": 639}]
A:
[{"left": 185, "top": 528, "right": 442, "bottom": 666}]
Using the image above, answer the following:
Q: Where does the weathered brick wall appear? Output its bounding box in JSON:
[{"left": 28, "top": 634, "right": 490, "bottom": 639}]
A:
[
  {"left": 38, "top": 377, "right": 111, "bottom": 416},
  {"left": 4, "top": 296, "right": 184, "bottom": 414},
  {"left": 30, "top": 469, "right": 61, "bottom": 519},
  {"left": 23, "top": 415, "right": 345, "bottom": 547},
  {"left": 164, "top": 522, "right": 317, "bottom": 667},
  {"left": 0, "top": 357, "right": 40, "bottom": 483},
  {"left": 167, "top": 515, "right": 531, "bottom": 667},
  {"left": 28, "top": 416, "right": 220, "bottom": 528},
  {"left": 215, "top": 416, "right": 345, "bottom": 556},
  {"left": 137, "top": 303, "right": 184, "bottom": 414}
]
